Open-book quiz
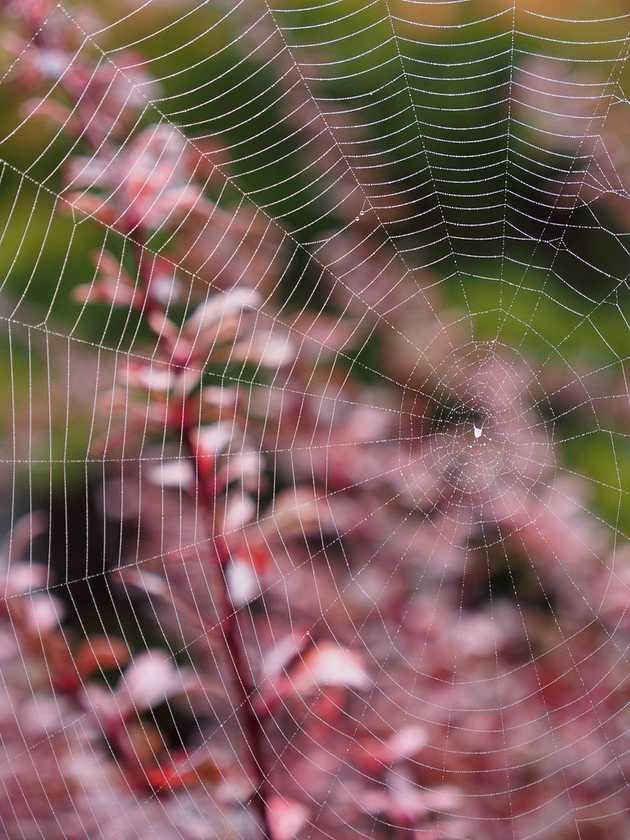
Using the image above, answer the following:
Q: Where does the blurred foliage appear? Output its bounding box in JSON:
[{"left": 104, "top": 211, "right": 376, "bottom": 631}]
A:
[{"left": 0, "top": 0, "right": 627, "bottom": 532}]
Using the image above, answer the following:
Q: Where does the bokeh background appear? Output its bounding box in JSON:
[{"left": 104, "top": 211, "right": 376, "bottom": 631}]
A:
[
  {"left": 1, "top": 0, "right": 628, "bottom": 530},
  {"left": 0, "top": 1, "right": 629, "bottom": 838}
]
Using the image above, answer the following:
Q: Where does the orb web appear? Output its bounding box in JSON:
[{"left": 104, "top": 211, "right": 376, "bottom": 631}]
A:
[{"left": 0, "top": 1, "right": 629, "bottom": 838}]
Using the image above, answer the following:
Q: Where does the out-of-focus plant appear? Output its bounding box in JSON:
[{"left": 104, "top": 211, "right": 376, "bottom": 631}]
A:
[
  {"left": 0, "top": 3, "right": 381, "bottom": 838},
  {"left": 1, "top": 1, "right": 629, "bottom": 839}
]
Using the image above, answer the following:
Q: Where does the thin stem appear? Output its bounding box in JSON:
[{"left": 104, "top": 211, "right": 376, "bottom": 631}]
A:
[
  {"left": 133, "top": 236, "right": 272, "bottom": 838},
  {"left": 186, "top": 427, "right": 271, "bottom": 837}
]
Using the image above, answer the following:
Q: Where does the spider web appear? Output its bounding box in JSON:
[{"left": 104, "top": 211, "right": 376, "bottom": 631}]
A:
[{"left": 0, "top": 0, "right": 629, "bottom": 838}]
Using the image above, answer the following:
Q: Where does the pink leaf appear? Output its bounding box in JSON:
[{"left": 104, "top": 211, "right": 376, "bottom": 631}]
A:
[
  {"left": 2, "top": 562, "right": 47, "bottom": 596},
  {"left": 262, "top": 634, "right": 305, "bottom": 681},
  {"left": 185, "top": 288, "right": 261, "bottom": 334},
  {"left": 223, "top": 496, "right": 256, "bottom": 532},
  {"left": 290, "top": 642, "right": 370, "bottom": 694},
  {"left": 425, "top": 786, "right": 462, "bottom": 812},
  {"left": 267, "top": 797, "right": 309, "bottom": 840},
  {"left": 147, "top": 459, "right": 194, "bottom": 489},
  {"left": 191, "top": 422, "right": 234, "bottom": 458},
  {"left": 383, "top": 725, "right": 429, "bottom": 763},
  {"left": 232, "top": 332, "right": 295, "bottom": 368},
  {"left": 22, "top": 594, "right": 64, "bottom": 634},
  {"left": 116, "top": 651, "right": 182, "bottom": 714},
  {"left": 227, "top": 558, "right": 260, "bottom": 608}
]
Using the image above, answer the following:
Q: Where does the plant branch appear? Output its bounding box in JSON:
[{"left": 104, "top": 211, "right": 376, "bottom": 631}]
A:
[{"left": 133, "top": 235, "right": 272, "bottom": 838}]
